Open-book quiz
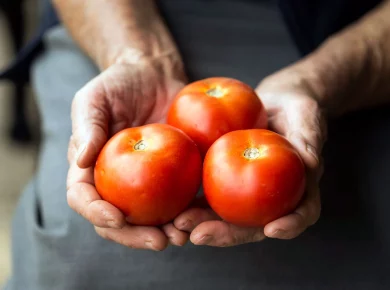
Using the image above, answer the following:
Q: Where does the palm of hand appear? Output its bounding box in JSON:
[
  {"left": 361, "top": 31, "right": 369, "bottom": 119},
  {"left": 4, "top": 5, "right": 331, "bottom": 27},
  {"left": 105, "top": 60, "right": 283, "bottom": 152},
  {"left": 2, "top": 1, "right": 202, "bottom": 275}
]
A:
[
  {"left": 66, "top": 62, "right": 188, "bottom": 251},
  {"left": 173, "top": 69, "right": 326, "bottom": 247},
  {"left": 67, "top": 60, "right": 326, "bottom": 249}
]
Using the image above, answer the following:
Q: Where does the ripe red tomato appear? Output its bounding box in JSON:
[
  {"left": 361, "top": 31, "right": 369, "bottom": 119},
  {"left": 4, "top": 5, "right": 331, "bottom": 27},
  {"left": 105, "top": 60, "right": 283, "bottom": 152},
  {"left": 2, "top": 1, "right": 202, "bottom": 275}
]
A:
[
  {"left": 203, "top": 129, "right": 305, "bottom": 227},
  {"left": 94, "top": 123, "right": 202, "bottom": 226},
  {"left": 167, "top": 77, "right": 267, "bottom": 156}
]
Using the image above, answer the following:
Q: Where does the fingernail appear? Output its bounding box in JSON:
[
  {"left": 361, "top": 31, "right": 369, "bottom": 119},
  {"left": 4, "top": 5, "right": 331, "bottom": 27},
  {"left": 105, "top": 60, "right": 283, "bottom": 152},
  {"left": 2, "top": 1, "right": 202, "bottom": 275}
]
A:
[
  {"left": 77, "top": 143, "right": 87, "bottom": 161},
  {"left": 194, "top": 234, "right": 212, "bottom": 245},
  {"left": 271, "top": 229, "right": 286, "bottom": 238},
  {"left": 145, "top": 241, "right": 159, "bottom": 251},
  {"left": 179, "top": 219, "right": 193, "bottom": 230}
]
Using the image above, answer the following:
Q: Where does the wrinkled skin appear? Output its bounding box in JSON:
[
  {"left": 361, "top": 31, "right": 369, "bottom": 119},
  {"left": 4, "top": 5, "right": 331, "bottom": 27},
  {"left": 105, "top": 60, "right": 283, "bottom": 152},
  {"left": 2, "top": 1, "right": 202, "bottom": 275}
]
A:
[
  {"left": 173, "top": 67, "right": 327, "bottom": 247},
  {"left": 68, "top": 58, "right": 326, "bottom": 250},
  {"left": 67, "top": 58, "right": 193, "bottom": 251}
]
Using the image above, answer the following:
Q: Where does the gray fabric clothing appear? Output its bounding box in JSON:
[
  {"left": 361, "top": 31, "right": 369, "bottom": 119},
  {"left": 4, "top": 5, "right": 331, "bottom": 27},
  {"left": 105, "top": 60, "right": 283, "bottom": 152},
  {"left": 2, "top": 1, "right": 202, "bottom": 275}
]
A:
[{"left": 4, "top": 1, "right": 390, "bottom": 289}]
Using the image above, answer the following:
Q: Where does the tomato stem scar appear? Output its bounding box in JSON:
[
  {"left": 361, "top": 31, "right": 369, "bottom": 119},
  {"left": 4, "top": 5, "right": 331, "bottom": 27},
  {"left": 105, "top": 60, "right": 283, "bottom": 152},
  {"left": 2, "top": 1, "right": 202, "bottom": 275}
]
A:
[
  {"left": 243, "top": 148, "right": 260, "bottom": 160},
  {"left": 206, "top": 87, "right": 225, "bottom": 98},
  {"left": 134, "top": 140, "right": 147, "bottom": 151},
  {"left": 243, "top": 146, "right": 268, "bottom": 160}
]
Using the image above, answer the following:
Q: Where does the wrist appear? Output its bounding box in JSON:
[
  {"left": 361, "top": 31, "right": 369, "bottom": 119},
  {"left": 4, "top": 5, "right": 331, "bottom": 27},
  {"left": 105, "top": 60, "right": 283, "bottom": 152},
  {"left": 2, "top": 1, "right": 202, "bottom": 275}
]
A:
[
  {"left": 295, "top": 1, "right": 390, "bottom": 117},
  {"left": 105, "top": 41, "right": 187, "bottom": 85},
  {"left": 295, "top": 33, "right": 372, "bottom": 116},
  {"left": 110, "top": 44, "right": 184, "bottom": 70},
  {"left": 93, "top": 1, "right": 182, "bottom": 71},
  {"left": 104, "top": 29, "right": 182, "bottom": 70}
]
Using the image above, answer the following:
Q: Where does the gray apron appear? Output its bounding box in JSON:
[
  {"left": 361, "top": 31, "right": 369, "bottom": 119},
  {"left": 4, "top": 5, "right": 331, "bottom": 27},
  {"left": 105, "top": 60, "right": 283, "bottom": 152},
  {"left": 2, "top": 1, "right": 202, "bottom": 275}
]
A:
[{"left": 4, "top": 1, "right": 390, "bottom": 289}]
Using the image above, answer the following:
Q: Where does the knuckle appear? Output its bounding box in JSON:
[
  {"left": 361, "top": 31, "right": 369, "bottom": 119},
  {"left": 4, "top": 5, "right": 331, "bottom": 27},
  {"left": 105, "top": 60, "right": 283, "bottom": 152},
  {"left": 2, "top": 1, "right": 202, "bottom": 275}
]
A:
[
  {"left": 229, "top": 228, "right": 247, "bottom": 246},
  {"left": 85, "top": 202, "right": 104, "bottom": 226},
  {"left": 230, "top": 234, "right": 241, "bottom": 246},
  {"left": 67, "top": 136, "right": 77, "bottom": 164},
  {"left": 236, "top": 233, "right": 251, "bottom": 245},
  {"left": 66, "top": 187, "right": 78, "bottom": 210},
  {"left": 67, "top": 193, "right": 86, "bottom": 220},
  {"left": 67, "top": 184, "right": 95, "bottom": 221},
  {"left": 74, "top": 89, "right": 84, "bottom": 100},
  {"left": 307, "top": 128, "right": 322, "bottom": 144},
  {"left": 71, "top": 91, "right": 83, "bottom": 113},
  {"left": 251, "top": 229, "right": 265, "bottom": 242},
  {"left": 226, "top": 227, "right": 239, "bottom": 246}
]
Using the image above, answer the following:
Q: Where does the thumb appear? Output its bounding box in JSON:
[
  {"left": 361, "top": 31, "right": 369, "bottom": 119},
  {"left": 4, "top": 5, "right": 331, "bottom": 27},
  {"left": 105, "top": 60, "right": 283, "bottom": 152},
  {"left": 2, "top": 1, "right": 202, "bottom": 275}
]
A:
[{"left": 71, "top": 88, "right": 109, "bottom": 169}]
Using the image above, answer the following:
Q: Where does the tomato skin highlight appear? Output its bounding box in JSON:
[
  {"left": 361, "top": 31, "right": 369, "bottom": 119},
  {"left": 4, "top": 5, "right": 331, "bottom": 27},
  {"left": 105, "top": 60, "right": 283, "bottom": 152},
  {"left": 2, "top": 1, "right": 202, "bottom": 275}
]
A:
[
  {"left": 167, "top": 77, "right": 267, "bottom": 156},
  {"left": 203, "top": 129, "right": 306, "bottom": 227},
  {"left": 94, "top": 123, "right": 203, "bottom": 226}
]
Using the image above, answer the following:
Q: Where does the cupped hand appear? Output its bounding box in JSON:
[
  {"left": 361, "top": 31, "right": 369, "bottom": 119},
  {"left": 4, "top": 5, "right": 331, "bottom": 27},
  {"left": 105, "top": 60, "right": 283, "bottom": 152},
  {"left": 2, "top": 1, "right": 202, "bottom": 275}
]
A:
[
  {"left": 173, "top": 67, "right": 327, "bottom": 247},
  {"left": 66, "top": 56, "right": 190, "bottom": 250}
]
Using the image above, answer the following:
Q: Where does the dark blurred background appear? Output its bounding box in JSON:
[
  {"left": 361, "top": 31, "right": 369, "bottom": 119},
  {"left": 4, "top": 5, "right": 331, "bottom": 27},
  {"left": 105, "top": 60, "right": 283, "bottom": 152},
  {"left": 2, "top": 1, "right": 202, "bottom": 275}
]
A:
[{"left": 0, "top": 0, "right": 40, "bottom": 282}]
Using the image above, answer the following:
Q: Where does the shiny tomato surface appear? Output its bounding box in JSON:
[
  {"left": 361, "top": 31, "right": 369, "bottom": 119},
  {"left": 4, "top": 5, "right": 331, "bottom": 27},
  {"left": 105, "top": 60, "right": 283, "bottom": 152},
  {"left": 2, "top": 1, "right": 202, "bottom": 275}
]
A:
[
  {"left": 94, "top": 124, "right": 202, "bottom": 226},
  {"left": 167, "top": 77, "right": 267, "bottom": 156},
  {"left": 203, "top": 129, "right": 305, "bottom": 227}
]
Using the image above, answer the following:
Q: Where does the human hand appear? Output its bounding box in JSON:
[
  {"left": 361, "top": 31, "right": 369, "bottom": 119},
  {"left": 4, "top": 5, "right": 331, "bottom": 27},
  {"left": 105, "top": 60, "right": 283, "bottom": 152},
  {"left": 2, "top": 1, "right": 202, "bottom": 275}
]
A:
[
  {"left": 66, "top": 55, "right": 191, "bottom": 250},
  {"left": 173, "top": 67, "right": 327, "bottom": 246}
]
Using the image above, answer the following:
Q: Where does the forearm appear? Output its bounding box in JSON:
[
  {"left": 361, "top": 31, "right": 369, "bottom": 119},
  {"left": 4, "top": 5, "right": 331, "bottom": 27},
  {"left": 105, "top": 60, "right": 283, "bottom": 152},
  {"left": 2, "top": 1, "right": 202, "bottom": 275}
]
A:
[
  {"left": 52, "top": 0, "right": 180, "bottom": 70},
  {"left": 298, "top": 0, "right": 390, "bottom": 116}
]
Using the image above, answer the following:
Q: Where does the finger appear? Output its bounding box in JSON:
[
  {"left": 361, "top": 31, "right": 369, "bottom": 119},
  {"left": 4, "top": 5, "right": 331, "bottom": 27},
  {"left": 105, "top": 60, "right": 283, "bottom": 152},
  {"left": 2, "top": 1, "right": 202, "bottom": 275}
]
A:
[
  {"left": 67, "top": 135, "right": 77, "bottom": 165},
  {"left": 174, "top": 207, "right": 220, "bottom": 232},
  {"left": 161, "top": 223, "right": 189, "bottom": 246},
  {"left": 67, "top": 181, "right": 126, "bottom": 229},
  {"left": 66, "top": 159, "right": 95, "bottom": 189},
  {"left": 190, "top": 221, "right": 265, "bottom": 247},
  {"left": 286, "top": 101, "right": 326, "bottom": 170},
  {"left": 95, "top": 224, "right": 168, "bottom": 251},
  {"left": 264, "top": 175, "right": 321, "bottom": 239},
  {"left": 67, "top": 147, "right": 126, "bottom": 229}
]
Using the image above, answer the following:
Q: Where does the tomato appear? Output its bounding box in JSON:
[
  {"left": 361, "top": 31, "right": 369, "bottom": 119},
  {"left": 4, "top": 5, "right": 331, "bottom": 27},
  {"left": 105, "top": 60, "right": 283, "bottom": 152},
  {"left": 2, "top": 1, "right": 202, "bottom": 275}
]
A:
[
  {"left": 94, "top": 123, "right": 202, "bottom": 226},
  {"left": 203, "top": 129, "right": 305, "bottom": 227},
  {"left": 167, "top": 77, "right": 267, "bottom": 156}
]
